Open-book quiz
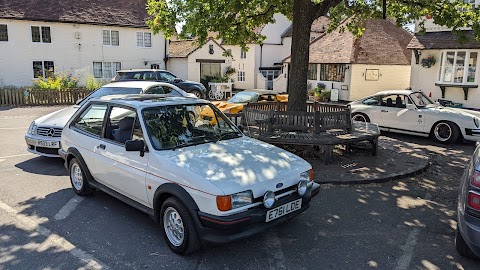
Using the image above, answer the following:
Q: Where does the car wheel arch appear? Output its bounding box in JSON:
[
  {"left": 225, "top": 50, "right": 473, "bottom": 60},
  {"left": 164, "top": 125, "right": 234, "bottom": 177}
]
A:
[
  {"left": 153, "top": 183, "right": 200, "bottom": 224},
  {"left": 66, "top": 147, "right": 95, "bottom": 182}
]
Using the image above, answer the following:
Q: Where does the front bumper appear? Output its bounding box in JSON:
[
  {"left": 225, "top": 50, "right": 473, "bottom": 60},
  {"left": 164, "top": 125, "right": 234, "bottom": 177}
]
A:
[
  {"left": 195, "top": 183, "right": 320, "bottom": 244},
  {"left": 464, "top": 128, "right": 480, "bottom": 142},
  {"left": 25, "top": 134, "right": 61, "bottom": 157}
]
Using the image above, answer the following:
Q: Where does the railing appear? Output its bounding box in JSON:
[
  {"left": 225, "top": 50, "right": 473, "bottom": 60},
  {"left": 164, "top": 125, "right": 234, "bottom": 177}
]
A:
[
  {"left": 0, "top": 88, "right": 93, "bottom": 106},
  {"left": 246, "top": 101, "right": 349, "bottom": 113}
]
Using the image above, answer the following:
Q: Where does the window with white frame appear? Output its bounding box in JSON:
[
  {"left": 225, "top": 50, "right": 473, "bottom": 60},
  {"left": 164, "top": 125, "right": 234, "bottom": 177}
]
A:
[
  {"left": 0, "top": 24, "right": 8, "bottom": 41},
  {"left": 31, "top": 26, "right": 51, "bottom": 43},
  {"left": 237, "top": 71, "right": 246, "bottom": 82},
  {"left": 93, "top": 62, "right": 121, "bottom": 78},
  {"left": 438, "top": 50, "right": 478, "bottom": 84},
  {"left": 103, "top": 30, "right": 119, "bottom": 46},
  {"left": 136, "top": 32, "right": 152, "bottom": 47},
  {"left": 240, "top": 49, "right": 247, "bottom": 59},
  {"left": 33, "top": 61, "right": 54, "bottom": 78}
]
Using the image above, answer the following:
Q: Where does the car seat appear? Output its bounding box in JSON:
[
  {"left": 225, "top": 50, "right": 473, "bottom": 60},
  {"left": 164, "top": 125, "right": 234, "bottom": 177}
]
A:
[
  {"left": 386, "top": 98, "right": 393, "bottom": 107},
  {"left": 112, "top": 117, "right": 135, "bottom": 143},
  {"left": 395, "top": 96, "right": 404, "bottom": 108}
]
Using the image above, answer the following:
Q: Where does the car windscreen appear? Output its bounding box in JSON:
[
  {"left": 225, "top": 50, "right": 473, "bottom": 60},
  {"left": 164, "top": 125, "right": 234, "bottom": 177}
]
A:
[
  {"left": 227, "top": 92, "right": 259, "bottom": 103},
  {"left": 409, "top": 92, "right": 434, "bottom": 107},
  {"left": 142, "top": 104, "right": 241, "bottom": 150},
  {"left": 79, "top": 87, "right": 142, "bottom": 106}
]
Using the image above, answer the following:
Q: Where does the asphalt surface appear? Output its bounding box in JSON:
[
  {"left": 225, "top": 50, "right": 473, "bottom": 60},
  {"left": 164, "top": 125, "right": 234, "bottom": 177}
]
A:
[{"left": 0, "top": 106, "right": 479, "bottom": 270}]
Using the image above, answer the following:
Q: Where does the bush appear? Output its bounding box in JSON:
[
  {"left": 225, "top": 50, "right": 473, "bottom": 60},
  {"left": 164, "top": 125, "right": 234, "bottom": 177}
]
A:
[
  {"left": 33, "top": 71, "right": 79, "bottom": 90},
  {"left": 85, "top": 75, "right": 103, "bottom": 91}
]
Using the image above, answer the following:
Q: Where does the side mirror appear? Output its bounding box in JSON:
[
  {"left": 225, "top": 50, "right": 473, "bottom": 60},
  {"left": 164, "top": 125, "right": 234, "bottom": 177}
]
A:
[
  {"left": 125, "top": 139, "right": 146, "bottom": 157},
  {"left": 406, "top": 104, "right": 416, "bottom": 110},
  {"left": 75, "top": 98, "right": 83, "bottom": 105}
]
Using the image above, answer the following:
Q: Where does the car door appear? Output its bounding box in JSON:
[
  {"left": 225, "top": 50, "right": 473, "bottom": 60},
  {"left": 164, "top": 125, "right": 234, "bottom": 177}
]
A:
[
  {"left": 358, "top": 95, "right": 383, "bottom": 125},
  {"left": 94, "top": 105, "right": 150, "bottom": 206},
  {"left": 70, "top": 103, "right": 109, "bottom": 178},
  {"left": 379, "top": 94, "right": 425, "bottom": 134}
]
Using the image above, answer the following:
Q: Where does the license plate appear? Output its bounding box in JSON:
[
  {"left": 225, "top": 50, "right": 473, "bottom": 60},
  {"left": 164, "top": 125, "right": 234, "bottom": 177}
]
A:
[
  {"left": 266, "top": 198, "right": 302, "bottom": 222},
  {"left": 37, "top": 140, "right": 59, "bottom": 148}
]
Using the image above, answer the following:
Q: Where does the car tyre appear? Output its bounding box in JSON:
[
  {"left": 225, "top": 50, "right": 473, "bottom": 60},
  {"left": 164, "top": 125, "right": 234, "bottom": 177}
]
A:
[
  {"left": 432, "top": 121, "right": 460, "bottom": 144},
  {"left": 160, "top": 197, "right": 201, "bottom": 255},
  {"left": 351, "top": 113, "right": 370, "bottom": 123},
  {"left": 455, "top": 228, "right": 478, "bottom": 259},
  {"left": 190, "top": 90, "right": 203, "bottom": 99},
  {"left": 69, "top": 158, "right": 94, "bottom": 196}
]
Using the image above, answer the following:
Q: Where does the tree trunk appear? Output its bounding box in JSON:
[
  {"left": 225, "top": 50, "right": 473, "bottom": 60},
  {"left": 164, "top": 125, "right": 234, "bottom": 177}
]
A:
[{"left": 287, "top": 0, "right": 315, "bottom": 112}]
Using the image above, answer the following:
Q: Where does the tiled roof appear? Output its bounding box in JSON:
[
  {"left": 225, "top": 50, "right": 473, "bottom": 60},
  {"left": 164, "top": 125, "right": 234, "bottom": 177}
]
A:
[
  {"left": 407, "top": 31, "right": 480, "bottom": 49},
  {"left": 168, "top": 37, "right": 226, "bottom": 58},
  {"left": 281, "top": 16, "right": 331, "bottom": 38},
  {"left": 0, "top": 0, "right": 149, "bottom": 28},
  {"left": 284, "top": 19, "right": 413, "bottom": 65}
]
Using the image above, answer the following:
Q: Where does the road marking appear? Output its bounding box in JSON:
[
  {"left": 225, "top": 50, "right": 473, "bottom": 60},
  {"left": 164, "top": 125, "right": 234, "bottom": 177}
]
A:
[
  {"left": 54, "top": 196, "right": 84, "bottom": 220},
  {"left": 0, "top": 200, "right": 107, "bottom": 269},
  {"left": 0, "top": 127, "right": 27, "bottom": 130},
  {"left": 395, "top": 228, "right": 420, "bottom": 270},
  {"left": 0, "top": 153, "right": 33, "bottom": 159}
]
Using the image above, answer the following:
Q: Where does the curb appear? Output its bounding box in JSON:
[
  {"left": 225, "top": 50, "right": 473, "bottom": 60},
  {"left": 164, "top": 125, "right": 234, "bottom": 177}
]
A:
[{"left": 316, "top": 157, "right": 430, "bottom": 185}]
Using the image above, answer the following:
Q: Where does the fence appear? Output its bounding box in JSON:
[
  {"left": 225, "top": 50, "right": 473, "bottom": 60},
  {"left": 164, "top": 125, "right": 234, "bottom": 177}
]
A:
[{"left": 0, "top": 88, "right": 93, "bottom": 106}]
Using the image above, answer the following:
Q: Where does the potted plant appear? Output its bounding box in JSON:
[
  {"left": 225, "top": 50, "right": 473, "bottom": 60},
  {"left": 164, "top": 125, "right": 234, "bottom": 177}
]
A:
[
  {"left": 313, "top": 87, "right": 323, "bottom": 101},
  {"left": 321, "top": 89, "right": 331, "bottom": 102}
]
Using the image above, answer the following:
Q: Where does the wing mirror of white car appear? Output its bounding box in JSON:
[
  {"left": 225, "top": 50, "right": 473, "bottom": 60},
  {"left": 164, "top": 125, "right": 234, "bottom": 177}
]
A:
[
  {"left": 406, "top": 104, "right": 416, "bottom": 110},
  {"left": 125, "top": 139, "right": 146, "bottom": 157}
]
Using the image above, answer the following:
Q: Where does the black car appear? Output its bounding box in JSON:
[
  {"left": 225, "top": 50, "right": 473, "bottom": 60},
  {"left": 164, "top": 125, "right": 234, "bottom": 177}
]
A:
[
  {"left": 112, "top": 69, "right": 207, "bottom": 99},
  {"left": 456, "top": 141, "right": 480, "bottom": 259}
]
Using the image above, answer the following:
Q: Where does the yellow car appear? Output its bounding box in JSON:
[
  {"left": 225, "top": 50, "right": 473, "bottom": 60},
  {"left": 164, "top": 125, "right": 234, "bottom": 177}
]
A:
[{"left": 201, "top": 89, "right": 288, "bottom": 123}]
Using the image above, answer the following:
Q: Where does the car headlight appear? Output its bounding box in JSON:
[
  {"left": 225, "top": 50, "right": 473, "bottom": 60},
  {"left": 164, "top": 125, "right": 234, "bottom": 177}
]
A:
[
  {"left": 297, "top": 180, "right": 309, "bottom": 196},
  {"left": 263, "top": 191, "right": 276, "bottom": 209},
  {"left": 474, "top": 118, "right": 479, "bottom": 128},
  {"left": 28, "top": 122, "right": 37, "bottom": 135},
  {"left": 216, "top": 190, "right": 253, "bottom": 211},
  {"left": 300, "top": 169, "right": 314, "bottom": 182}
]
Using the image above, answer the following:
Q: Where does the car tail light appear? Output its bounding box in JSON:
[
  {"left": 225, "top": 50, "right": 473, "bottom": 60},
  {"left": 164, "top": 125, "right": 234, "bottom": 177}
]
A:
[
  {"left": 216, "top": 195, "right": 232, "bottom": 211},
  {"left": 470, "top": 170, "right": 480, "bottom": 188},
  {"left": 309, "top": 169, "right": 314, "bottom": 182},
  {"left": 468, "top": 192, "right": 480, "bottom": 211}
]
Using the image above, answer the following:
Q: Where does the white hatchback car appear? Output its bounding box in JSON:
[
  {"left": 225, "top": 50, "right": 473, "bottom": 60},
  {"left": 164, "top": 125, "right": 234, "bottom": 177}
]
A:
[
  {"left": 59, "top": 95, "right": 320, "bottom": 254},
  {"left": 25, "top": 81, "right": 194, "bottom": 157}
]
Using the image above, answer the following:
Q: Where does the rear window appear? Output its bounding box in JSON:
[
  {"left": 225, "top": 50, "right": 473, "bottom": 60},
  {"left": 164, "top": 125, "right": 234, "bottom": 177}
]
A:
[{"left": 115, "top": 71, "right": 158, "bottom": 81}]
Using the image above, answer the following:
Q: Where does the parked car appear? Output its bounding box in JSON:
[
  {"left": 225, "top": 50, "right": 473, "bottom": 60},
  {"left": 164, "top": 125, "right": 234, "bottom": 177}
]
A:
[
  {"left": 349, "top": 90, "right": 480, "bottom": 143},
  {"left": 456, "top": 141, "right": 480, "bottom": 259},
  {"left": 201, "top": 89, "right": 288, "bottom": 123},
  {"left": 112, "top": 69, "right": 207, "bottom": 99},
  {"left": 25, "top": 81, "right": 195, "bottom": 157},
  {"left": 59, "top": 94, "right": 320, "bottom": 254}
]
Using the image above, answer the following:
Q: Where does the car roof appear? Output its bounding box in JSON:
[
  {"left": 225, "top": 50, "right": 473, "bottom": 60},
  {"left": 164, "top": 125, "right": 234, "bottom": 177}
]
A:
[
  {"left": 102, "top": 81, "right": 177, "bottom": 90},
  {"left": 116, "top": 69, "right": 168, "bottom": 73},
  {"left": 239, "top": 89, "right": 279, "bottom": 95},
  {"left": 92, "top": 94, "right": 209, "bottom": 108},
  {"left": 374, "top": 90, "right": 421, "bottom": 96}
]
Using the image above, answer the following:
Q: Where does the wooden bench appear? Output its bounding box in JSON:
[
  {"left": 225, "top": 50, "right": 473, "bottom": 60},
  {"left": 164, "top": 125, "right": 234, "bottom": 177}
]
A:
[{"left": 242, "top": 104, "right": 380, "bottom": 164}]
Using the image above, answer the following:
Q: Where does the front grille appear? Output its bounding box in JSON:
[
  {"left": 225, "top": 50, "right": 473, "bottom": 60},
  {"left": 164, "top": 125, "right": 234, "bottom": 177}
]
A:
[
  {"left": 36, "top": 127, "right": 63, "bottom": 137},
  {"left": 35, "top": 147, "right": 60, "bottom": 155}
]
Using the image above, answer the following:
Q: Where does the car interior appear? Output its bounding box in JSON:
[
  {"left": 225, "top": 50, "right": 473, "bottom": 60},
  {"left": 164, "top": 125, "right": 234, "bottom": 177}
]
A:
[{"left": 381, "top": 95, "right": 407, "bottom": 108}]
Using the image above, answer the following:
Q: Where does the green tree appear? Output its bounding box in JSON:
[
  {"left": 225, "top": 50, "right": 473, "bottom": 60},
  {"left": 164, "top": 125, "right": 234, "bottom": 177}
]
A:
[{"left": 147, "top": 0, "right": 478, "bottom": 111}]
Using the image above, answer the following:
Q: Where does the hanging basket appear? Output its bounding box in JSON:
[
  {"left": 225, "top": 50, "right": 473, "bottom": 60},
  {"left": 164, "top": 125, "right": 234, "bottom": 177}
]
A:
[{"left": 421, "top": 55, "right": 436, "bottom": 68}]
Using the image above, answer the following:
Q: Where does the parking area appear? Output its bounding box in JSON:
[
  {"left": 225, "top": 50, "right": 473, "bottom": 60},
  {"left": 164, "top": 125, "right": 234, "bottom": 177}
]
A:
[{"left": 0, "top": 106, "right": 478, "bottom": 269}]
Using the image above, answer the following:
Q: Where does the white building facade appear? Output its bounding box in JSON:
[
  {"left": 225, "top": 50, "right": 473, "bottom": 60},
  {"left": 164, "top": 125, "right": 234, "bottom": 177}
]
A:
[
  {"left": 0, "top": 1, "right": 167, "bottom": 87},
  {"left": 408, "top": 10, "right": 480, "bottom": 109}
]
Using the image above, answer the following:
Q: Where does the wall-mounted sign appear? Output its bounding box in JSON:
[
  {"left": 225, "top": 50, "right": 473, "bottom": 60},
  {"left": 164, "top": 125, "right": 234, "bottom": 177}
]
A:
[{"left": 365, "top": 69, "right": 380, "bottom": 81}]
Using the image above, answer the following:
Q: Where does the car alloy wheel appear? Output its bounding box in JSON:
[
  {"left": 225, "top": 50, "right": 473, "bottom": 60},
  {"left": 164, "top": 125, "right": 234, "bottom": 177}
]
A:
[
  {"left": 352, "top": 113, "right": 368, "bottom": 122},
  {"left": 163, "top": 207, "right": 185, "bottom": 247},
  {"left": 71, "top": 163, "right": 84, "bottom": 191},
  {"left": 190, "top": 90, "right": 202, "bottom": 99},
  {"left": 434, "top": 122, "right": 452, "bottom": 142}
]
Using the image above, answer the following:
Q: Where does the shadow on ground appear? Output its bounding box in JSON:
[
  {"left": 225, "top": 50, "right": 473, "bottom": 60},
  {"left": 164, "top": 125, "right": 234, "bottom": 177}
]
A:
[{"left": 15, "top": 156, "right": 67, "bottom": 176}]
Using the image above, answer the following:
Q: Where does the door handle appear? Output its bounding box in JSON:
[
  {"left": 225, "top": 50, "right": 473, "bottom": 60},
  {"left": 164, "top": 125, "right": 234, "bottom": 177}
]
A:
[
  {"left": 98, "top": 144, "right": 106, "bottom": 150},
  {"left": 381, "top": 110, "right": 389, "bottom": 113}
]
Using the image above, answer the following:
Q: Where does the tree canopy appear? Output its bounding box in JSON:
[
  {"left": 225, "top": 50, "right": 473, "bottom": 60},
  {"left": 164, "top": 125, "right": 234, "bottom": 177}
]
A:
[{"left": 147, "top": 0, "right": 480, "bottom": 111}]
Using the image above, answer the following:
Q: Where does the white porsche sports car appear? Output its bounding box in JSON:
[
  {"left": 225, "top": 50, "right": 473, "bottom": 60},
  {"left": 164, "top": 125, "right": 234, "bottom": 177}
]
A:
[{"left": 349, "top": 90, "right": 480, "bottom": 144}]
